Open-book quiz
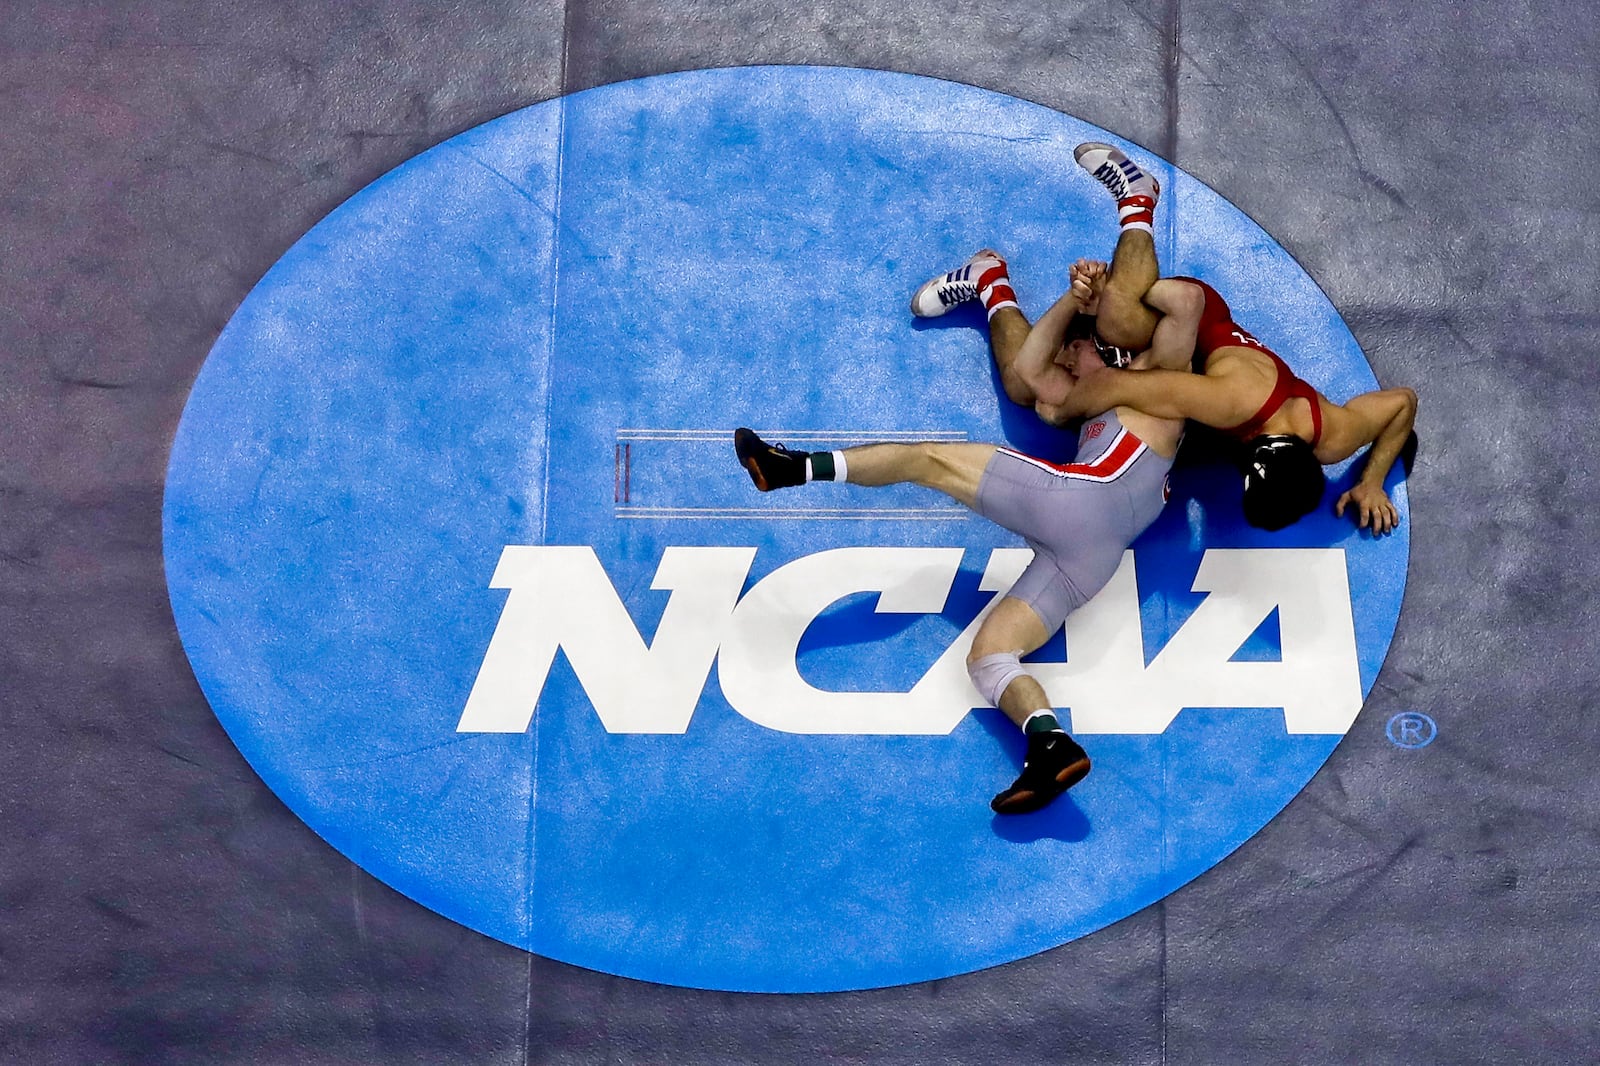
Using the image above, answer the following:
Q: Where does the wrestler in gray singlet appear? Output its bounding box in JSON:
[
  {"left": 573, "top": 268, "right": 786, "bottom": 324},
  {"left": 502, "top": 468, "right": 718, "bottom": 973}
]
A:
[{"left": 974, "top": 408, "right": 1173, "bottom": 632}]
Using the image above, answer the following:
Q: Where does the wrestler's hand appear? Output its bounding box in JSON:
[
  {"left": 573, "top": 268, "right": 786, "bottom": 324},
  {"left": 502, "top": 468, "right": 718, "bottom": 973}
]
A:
[
  {"left": 1071, "top": 258, "right": 1109, "bottom": 287},
  {"left": 1069, "top": 259, "right": 1109, "bottom": 314},
  {"left": 1068, "top": 275, "right": 1098, "bottom": 314},
  {"left": 1335, "top": 482, "right": 1400, "bottom": 535}
]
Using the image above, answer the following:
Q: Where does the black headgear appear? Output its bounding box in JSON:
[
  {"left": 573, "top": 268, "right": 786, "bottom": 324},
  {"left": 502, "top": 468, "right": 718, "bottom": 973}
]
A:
[
  {"left": 1092, "top": 332, "right": 1135, "bottom": 368},
  {"left": 1240, "top": 435, "right": 1326, "bottom": 531}
]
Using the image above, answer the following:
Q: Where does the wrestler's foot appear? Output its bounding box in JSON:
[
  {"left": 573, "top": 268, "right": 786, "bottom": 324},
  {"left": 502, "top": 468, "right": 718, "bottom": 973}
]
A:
[
  {"left": 990, "top": 731, "right": 1091, "bottom": 814},
  {"left": 735, "top": 428, "right": 808, "bottom": 492},
  {"left": 1073, "top": 142, "right": 1161, "bottom": 204},
  {"left": 910, "top": 250, "right": 1015, "bottom": 318}
]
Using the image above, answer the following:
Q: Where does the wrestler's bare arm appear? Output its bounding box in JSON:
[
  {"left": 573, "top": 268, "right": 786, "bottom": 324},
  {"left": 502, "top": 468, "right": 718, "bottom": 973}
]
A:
[
  {"left": 1039, "top": 277, "right": 1201, "bottom": 423},
  {"left": 1317, "top": 387, "right": 1418, "bottom": 534},
  {"left": 1140, "top": 280, "right": 1205, "bottom": 372},
  {"left": 1011, "top": 273, "right": 1094, "bottom": 408},
  {"left": 1056, "top": 363, "right": 1245, "bottom": 426},
  {"left": 1028, "top": 267, "right": 1204, "bottom": 422}
]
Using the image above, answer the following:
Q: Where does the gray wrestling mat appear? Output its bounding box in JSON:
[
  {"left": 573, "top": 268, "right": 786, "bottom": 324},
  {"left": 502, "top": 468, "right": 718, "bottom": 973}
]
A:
[{"left": 3, "top": 2, "right": 1595, "bottom": 1062}]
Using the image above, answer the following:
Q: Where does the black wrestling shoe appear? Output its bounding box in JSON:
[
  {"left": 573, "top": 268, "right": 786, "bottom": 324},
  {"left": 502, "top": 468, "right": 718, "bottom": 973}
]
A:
[
  {"left": 990, "top": 731, "right": 1091, "bottom": 814},
  {"left": 734, "top": 428, "right": 808, "bottom": 492}
]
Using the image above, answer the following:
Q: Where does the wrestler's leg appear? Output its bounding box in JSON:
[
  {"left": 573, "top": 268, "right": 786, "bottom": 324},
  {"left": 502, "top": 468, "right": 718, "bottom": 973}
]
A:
[
  {"left": 966, "top": 595, "right": 1054, "bottom": 728},
  {"left": 1073, "top": 141, "right": 1164, "bottom": 351},
  {"left": 967, "top": 588, "right": 1092, "bottom": 814},
  {"left": 838, "top": 441, "right": 996, "bottom": 510},
  {"left": 907, "top": 249, "right": 1059, "bottom": 406},
  {"left": 961, "top": 448, "right": 1111, "bottom": 812},
  {"left": 985, "top": 306, "right": 1038, "bottom": 406},
  {"left": 735, "top": 428, "right": 999, "bottom": 504},
  {"left": 1095, "top": 228, "right": 1161, "bottom": 351}
]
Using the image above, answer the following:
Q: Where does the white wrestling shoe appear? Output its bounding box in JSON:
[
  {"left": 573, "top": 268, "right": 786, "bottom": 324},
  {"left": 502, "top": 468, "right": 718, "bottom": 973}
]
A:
[
  {"left": 1073, "top": 142, "right": 1160, "bottom": 203},
  {"left": 909, "top": 250, "right": 1008, "bottom": 318}
]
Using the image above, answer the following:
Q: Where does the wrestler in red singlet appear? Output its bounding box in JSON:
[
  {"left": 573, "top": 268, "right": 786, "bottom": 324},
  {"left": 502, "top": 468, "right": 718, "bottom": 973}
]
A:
[{"left": 1174, "top": 276, "right": 1323, "bottom": 448}]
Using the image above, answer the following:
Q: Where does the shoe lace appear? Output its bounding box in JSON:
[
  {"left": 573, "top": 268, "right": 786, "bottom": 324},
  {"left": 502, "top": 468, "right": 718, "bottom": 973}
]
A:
[
  {"left": 1090, "top": 160, "right": 1130, "bottom": 198},
  {"left": 938, "top": 279, "right": 978, "bottom": 306}
]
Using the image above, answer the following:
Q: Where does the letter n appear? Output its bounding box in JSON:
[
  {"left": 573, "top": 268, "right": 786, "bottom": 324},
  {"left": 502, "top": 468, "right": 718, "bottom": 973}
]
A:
[{"left": 456, "top": 546, "right": 754, "bottom": 733}]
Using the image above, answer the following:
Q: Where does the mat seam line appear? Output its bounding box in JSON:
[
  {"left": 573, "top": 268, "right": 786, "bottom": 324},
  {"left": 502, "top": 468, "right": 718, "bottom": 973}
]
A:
[
  {"left": 524, "top": 11, "right": 576, "bottom": 1062},
  {"left": 1160, "top": 0, "right": 1180, "bottom": 1061}
]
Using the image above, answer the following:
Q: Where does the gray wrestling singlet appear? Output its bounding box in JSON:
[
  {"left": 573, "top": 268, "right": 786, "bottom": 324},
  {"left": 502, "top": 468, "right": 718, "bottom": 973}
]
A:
[{"left": 974, "top": 409, "right": 1174, "bottom": 632}]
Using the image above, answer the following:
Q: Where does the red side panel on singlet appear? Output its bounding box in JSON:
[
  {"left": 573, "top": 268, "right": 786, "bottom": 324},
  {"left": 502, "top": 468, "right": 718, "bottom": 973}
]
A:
[{"left": 1171, "top": 276, "right": 1323, "bottom": 447}]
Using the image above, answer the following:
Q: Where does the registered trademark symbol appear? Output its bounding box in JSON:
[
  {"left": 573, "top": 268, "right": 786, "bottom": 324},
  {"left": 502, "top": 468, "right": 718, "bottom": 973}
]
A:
[{"left": 1386, "top": 712, "right": 1436, "bottom": 749}]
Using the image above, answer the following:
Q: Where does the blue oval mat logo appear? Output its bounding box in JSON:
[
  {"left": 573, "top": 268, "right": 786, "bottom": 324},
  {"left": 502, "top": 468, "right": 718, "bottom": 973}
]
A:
[{"left": 164, "top": 67, "right": 1409, "bottom": 992}]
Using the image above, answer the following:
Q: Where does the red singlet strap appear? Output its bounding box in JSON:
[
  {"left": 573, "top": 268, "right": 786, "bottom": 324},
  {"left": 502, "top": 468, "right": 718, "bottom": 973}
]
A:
[{"left": 1229, "top": 350, "right": 1323, "bottom": 447}]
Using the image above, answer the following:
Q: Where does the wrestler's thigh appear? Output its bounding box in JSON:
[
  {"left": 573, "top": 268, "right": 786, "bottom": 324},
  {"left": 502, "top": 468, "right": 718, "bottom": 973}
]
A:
[
  {"left": 913, "top": 442, "right": 998, "bottom": 510},
  {"left": 975, "top": 452, "right": 1134, "bottom": 602},
  {"left": 1096, "top": 285, "right": 1160, "bottom": 351},
  {"left": 973, "top": 449, "right": 1113, "bottom": 546},
  {"left": 970, "top": 586, "right": 1061, "bottom": 660}
]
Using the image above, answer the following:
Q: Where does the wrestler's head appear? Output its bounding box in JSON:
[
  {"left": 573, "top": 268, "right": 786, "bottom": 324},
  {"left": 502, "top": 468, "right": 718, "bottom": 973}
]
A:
[
  {"left": 1063, "top": 313, "right": 1095, "bottom": 346},
  {"left": 1240, "top": 435, "right": 1326, "bottom": 530},
  {"left": 1056, "top": 317, "right": 1104, "bottom": 379},
  {"left": 1062, "top": 313, "right": 1135, "bottom": 368}
]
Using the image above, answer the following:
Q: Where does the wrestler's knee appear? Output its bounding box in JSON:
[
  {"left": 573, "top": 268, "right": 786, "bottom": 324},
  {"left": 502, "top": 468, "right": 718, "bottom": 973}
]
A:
[
  {"left": 1095, "top": 288, "right": 1157, "bottom": 350},
  {"left": 967, "top": 651, "right": 1029, "bottom": 709},
  {"left": 905, "top": 441, "right": 946, "bottom": 481}
]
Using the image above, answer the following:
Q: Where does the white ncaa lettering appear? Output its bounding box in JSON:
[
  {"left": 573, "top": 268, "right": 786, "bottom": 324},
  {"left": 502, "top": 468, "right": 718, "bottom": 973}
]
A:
[
  {"left": 1034, "top": 549, "right": 1362, "bottom": 735},
  {"left": 458, "top": 546, "right": 1362, "bottom": 736},
  {"left": 719, "top": 546, "right": 1031, "bottom": 734},
  {"left": 456, "top": 545, "right": 754, "bottom": 733},
  {"left": 721, "top": 546, "right": 975, "bottom": 734}
]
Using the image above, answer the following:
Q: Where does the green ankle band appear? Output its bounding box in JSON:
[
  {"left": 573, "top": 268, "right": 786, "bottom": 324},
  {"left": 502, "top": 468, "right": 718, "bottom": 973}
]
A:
[{"left": 1023, "top": 711, "right": 1061, "bottom": 735}]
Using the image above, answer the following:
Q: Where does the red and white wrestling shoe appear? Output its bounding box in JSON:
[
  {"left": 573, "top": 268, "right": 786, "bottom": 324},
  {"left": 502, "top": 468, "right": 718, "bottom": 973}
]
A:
[
  {"left": 909, "top": 250, "right": 1015, "bottom": 319},
  {"left": 1073, "top": 142, "right": 1161, "bottom": 204}
]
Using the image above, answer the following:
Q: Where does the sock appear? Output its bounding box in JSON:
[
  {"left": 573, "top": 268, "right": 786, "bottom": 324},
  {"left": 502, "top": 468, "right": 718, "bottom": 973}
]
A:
[
  {"left": 1023, "top": 710, "right": 1064, "bottom": 735},
  {"left": 976, "top": 260, "right": 1018, "bottom": 320},
  {"left": 805, "top": 450, "right": 848, "bottom": 482},
  {"left": 1117, "top": 194, "right": 1156, "bottom": 234}
]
